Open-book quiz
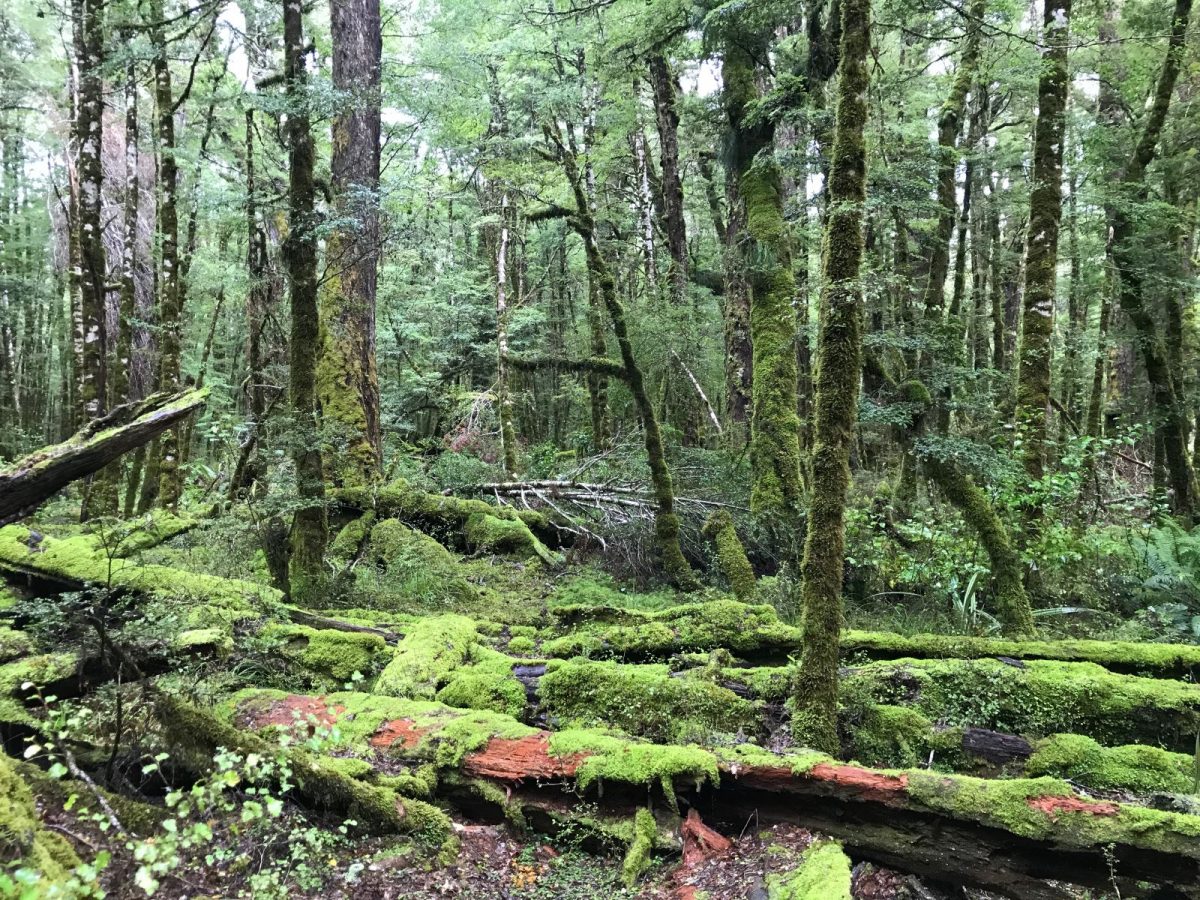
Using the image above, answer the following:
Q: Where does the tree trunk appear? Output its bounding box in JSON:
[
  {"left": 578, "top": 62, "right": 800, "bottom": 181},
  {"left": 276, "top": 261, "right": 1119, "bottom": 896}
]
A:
[
  {"left": 722, "top": 38, "right": 803, "bottom": 528},
  {"left": 495, "top": 194, "right": 519, "bottom": 477},
  {"left": 794, "top": 0, "right": 871, "bottom": 754},
  {"left": 317, "top": 0, "right": 384, "bottom": 488},
  {"left": 648, "top": 54, "right": 687, "bottom": 305},
  {"left": 1015, "top": 0, "right": 1070, "bottom": 486},
  {"left": 285, "top": 0, "right": 329, "bottom": 601}
]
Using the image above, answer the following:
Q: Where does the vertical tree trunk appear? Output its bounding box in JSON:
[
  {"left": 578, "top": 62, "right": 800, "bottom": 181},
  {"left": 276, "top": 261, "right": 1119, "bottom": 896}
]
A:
[
  {"left": 151, "top": 0, "right": 184, "bottom": 511},
  {"left": 1108, "top": 0, "right": 1195, "bottom": 521},
  {"left": 722, "top": 37, "right": 803, "bottom": 528},
  {"left": 495, "top": 194, "right": 519, "bottom": 477},
  {"left": 648, "top": 54, "right": 687, "bottom": 305},
  {"left": 794, "top": 0, "right": 871, "bottom": 754},
  {"left": 285, "top": 0, "right": 329, "bottom": 601},
  {"left": 317, "top": 0, "right": 383, "bottom": 488},
  {"left": 1015, "top": 0, "right": 1070, "bottom": 486},
  {"left": 74, "top": 0, "right": 116, "bottom": 519}
]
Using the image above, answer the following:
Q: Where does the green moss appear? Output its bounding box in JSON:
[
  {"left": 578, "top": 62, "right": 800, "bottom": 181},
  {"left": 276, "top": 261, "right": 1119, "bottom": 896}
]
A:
[
  {"left": 110, "top": 510, "right": 196, "bottom": 557},
  {"left": 262, "top": 624, "right": 388, "bottom": 683},
  {"left": 621, "top": 807, "right": 657, "bottom": 887},
  {"left": 0, "top": 585, "right": 19, "bottom": 612},
  {"left": 0, "top": 652, "right": 78, "bottom": 700},
  {"left": 539, "top": 659, "right": 760, "bottom": 743},
  {"left": 329, "top": 511, "right": 376, "bottom": 566},
  {"left": 842, "top": 657, "right": 1200, "bottom": 749},
  {"left": 0, "top": 753, "right": 82, "bottom": 881},
  {"left": 506, "top": 635, "right": 535, "bottom": 655},
  {"left": 846, "top": 704, "right": 964, "bottom": 769},
  {"left": 907, "top": 770, "right": 1200, "bottom": 854},
  {"left": 0, "top": 626, "right": 33, "bottom": 664},
  {"left": 172, "top": 627, "right": 233, "bottom": 656},
  {"left": 365, "top": 519, "right": 479, "bottom": 609},
  {"left": 1026, "top": 734, "right": 1196, "bottom": 795},
  {"left": 702, "top": 511, "right": 757, "bottom": 600},
  {"left": 842, "top": 630, "right": 1200, "bottom": 679},
  {"left": 767, "top": 840, "right": 852, "bottom": 900},
  {"left": 436, "top": 669, "right": 527, "bottom": 718},
  {"left": 375, "top": 614, "right": 478, "bottom": 699},
  {"left": 543, "top": 599, "right": 800, "bottom": 660},
  {"left": 464, "top": 512, "right": 562, "bottom": 566},
  {"left": 318, "top": 755, "right": 377, "bottom": 780},
  {"left": 548, "top": 730, "right": 718, "bottom": 809}
]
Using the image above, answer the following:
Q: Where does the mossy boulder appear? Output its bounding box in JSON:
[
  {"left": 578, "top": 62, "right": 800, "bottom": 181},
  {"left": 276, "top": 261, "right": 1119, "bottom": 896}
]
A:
[
  {"left": 365, "top": 519, "right": 479, "bottom": 608},
  {"left": 375, "top": 614, "right": 479, "bottom": 699}
]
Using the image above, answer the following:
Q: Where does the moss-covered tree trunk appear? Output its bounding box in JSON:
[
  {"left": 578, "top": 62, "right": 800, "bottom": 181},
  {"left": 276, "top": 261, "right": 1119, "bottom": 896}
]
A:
[
  {"left": 722, "top": 39, "right": 803, "bottom": 528},
  {"left": 316, "top": 0, "right": 383, "bottom": 489},
  {"left": 648, "top": 54, "right": 687, "bottom": 306},
  {"left": 793, "top": 0, "right": 871, "bottom": 754},
  {"left": 1014, "top": 0, "right": 1070, "bottom": 487},
  {"left": 150, "top": 0, "right": 184, "bottom": 512},
  {"left": 1109, "top": 0, "right": 1195, "bottom": 522},
  {"left": 284, "top": 0, "right": 328, "bottom": 601}
]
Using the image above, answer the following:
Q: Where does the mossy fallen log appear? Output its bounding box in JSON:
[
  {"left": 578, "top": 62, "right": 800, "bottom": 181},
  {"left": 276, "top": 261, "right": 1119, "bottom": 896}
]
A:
[
  {"left": 0, "top": 389, "right": 208, "bottom": 527},
  {"left": 0, "top": 753, "right": 82, "bottom": 883},
  {"left": 767, "top": 839, "right": 852, "bottom": 900},
  {"left": 219, "top": 687, "right": 1200, "bottom": 897},
  {"left": 335, "top": 480, "right": 563, "bottom": 565}
]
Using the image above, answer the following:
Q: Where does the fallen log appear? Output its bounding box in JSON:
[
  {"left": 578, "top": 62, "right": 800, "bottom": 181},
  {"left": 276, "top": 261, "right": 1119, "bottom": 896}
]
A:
[
  {"left": 0, "top": 389, "right": 208, "bottom": 527},
  {"left": 221, "top": 688, "right": 1200, "bottom": 898},
  {"left": 546, "top": 598, "right": 1200, "bottom": 679}
]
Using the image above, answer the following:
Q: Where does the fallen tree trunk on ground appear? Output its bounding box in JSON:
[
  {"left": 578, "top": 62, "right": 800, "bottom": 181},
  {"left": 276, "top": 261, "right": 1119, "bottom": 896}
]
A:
[
  {"left": 0, "top": 389, "right": 209, "bottom": 527},
  {"left": 219, "top": 688, "right": 1200, "bottom": 898}
]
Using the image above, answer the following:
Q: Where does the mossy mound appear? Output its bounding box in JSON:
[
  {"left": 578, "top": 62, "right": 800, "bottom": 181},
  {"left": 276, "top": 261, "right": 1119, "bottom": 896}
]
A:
[
  {"left": 1026, "top": 734, "right": 1197, "bottom": 795},
  {"left": 844, "top": 704, "right": 966, "bottom": 770},
  {"left": 262, "top": 623, "right": 389, "bottom": 684},
  {"left": 0, "top": 626, "right": 33, "bottom": 664},
  {"left": 767, "top": 839, "right": 852, "bottom": 900},
  {"left": 465, "top": 512, "right": 562, "bottom": 566},
  {"left": 843, "top": 657, "right": 1200, "bottom": 750},
  {"left": 0, "top": 753, "right": 82, "bottom": 883},
  {"left": 436, "top": 669, "right": 527, "bottom": 718},
  {"left": 539, "top": 659, "right": 760, "bottom": 743},
  {"left": 375, "top": 614, "right": 479, "bottom": 699},
  {"left": 363, "top": 519, "right": 479, "bottom": 609},
  {"left": 542, "top": 599, "right": 800, "bottom": 659},
  {"left": 0, "top": 652, "right": 78, "bottom": 701}
]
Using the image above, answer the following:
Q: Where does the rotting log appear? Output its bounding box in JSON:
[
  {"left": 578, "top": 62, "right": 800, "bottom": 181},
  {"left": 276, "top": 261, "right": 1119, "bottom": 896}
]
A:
[
  {"left": 221, "top": 689, "right": 1200, "bottom": 898},
  {"left": 0, "top": 389, "right": 209, "bottom": 527}
]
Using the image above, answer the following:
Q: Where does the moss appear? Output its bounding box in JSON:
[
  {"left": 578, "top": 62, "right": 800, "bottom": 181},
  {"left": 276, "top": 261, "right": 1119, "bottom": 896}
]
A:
[
  {"left": 464, "top": 512, "right": 562, "bottom": 566},
  {"left": 846, "top": 704, "right": 964, "bottom": 770},
  {"left": 0, "top": 585, "right": 20, "bottom": 612},
  {"left": 16, "top": 759, "right": 166, "bottom": 837},
  {"left": 0, "top": 753, "right": 82, "bottom": 882},
  {"left": 110, "top": 510, "right": 196, "bottom": 557},
  {"left": 440, "top": 773, "right": 527, "bottom": 829},
  {"left": 843, "top": 657, "right": 1200, "bottom": 750},
  {"left": 375, "top": 614, "right": 479, "bottom": 699},
  {"left": 621, "top": 807, "right": 657, "bottom": 887},
  {"left": 1026, "top": 734, "right": 1196, "bottom": 795},
  {"left": 172, "top": 627, "right": 234, "bottom": 656},
  {"left": 0, "top": 652, "right": 78, "bottom": 700},
  {"left": 436, "top": 669, "right": 527, "bottom": 718},
  {"left": 907, "top": 769, "right": 1200, "bottom": 854},
  {"left": 328, "top": 511, "right": 376, "bottom": 566},
  {"left": 365, "top": 519, "right": 479, "bottom": 609},
  {"left": 319, "top": 755, "right": 377, "bottom": 780},
  {"left": 0, "top": 527, "right": 275, "bottom": 629},
  {"left": 0, "top": 626, "right": 33, "bottom": 664},
  {"left": 538, "top": 659, "right": 760, "bottom": 743},
  {"left": 262, "top": 623, "right": 388, "bottom": 683},
  {"left": 548, "top": 730, "right": 718, "bottom": 809},
  {"left": 841, "top": 630, "right": 1200, "bottom": 678},
  {"left": 702, "top": 510, "right": 757, "bottom": 600},
  {"left": 767, "top": 839, "right": 852, "bottom": 900},
  {"left": 543, "top": 599, "right": 800, "bottom": 660},
  {"left": 506, "top": 635, "right": 535, "bottom": 655}
]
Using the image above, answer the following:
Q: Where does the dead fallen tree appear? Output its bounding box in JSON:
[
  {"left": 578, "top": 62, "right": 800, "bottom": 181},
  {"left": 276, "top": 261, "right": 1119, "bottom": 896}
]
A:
[
  {"left": 219, "top": 688, "right": 1200, "bottom": 898},
  {"left": 0, "top": 389, "right": 209, "bottom": 527}
]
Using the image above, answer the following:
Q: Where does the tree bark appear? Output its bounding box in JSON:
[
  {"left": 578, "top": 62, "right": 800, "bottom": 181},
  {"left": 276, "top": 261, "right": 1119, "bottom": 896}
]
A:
[
  {"left": 648, "top": 54, "right": 687, "bottom": 305},
  {"left": 317, "top": 0, "right": 384, "bottom": 488},
  {"left": 285, "top": 0, "right": 329, "bottom": 601},
  {"left": 794, "top": 0, "right": 871, "bottom": 754}
]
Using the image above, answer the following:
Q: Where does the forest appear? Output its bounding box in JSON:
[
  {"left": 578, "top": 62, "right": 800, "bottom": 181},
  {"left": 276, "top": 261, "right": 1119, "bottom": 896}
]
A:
[{"left": 1, "top": 0, "right": 1200, "bottom": 895}]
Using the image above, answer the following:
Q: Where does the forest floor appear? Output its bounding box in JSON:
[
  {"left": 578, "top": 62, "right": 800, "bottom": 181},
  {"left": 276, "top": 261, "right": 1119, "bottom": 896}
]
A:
[{"left": 3, "top": 499, "right": 1200, "bottom": 898}]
